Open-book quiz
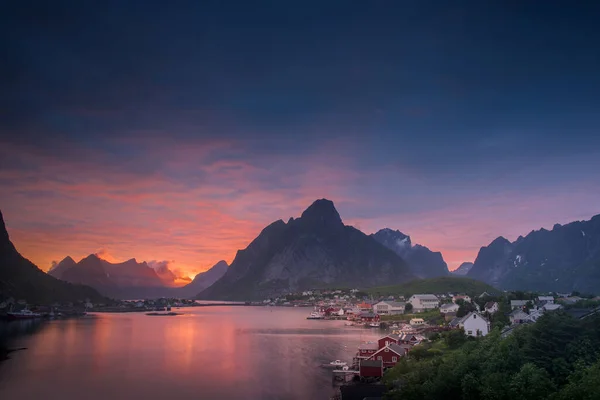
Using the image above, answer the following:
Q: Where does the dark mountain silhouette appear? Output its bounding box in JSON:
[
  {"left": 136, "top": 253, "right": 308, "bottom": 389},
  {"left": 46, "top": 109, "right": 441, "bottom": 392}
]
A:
[
  {"left": 371, "top": 228, "right": 449, "bottom": 278},
  {"left": 174, "top": 260, "right": 228, "bottom": 298},
  {"left": 0, "top": 210, "right": 105, "bottom": 303},
  {"left": 197, "top": 199, "right": 415, "bottom": 300},
  {"left": 452, "top": 262, "right": 474, "bottom": 276},
  {"left": 468, "top": 214, "right": 600, "bottom": 293},
  {"left": 48, "top": 256, "right": 76, "bottom": 279}
]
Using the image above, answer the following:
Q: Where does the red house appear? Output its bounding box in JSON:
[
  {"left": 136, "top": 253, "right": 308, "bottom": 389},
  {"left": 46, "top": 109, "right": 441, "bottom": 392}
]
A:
[
  {"left": 358, "top": 312, "right": 380, "bottom": 322},
  {"left": 357, "top": 342, "right": 379, "bottom": 358},
  {"left": 377, "top": 334, "right": 400, "bottom": 349},
  {"left": 367, "top": 343, "right": 410, "bottom": 368},
  {"left": 359, "top": 359, "right": 383, "bottom": 378}
]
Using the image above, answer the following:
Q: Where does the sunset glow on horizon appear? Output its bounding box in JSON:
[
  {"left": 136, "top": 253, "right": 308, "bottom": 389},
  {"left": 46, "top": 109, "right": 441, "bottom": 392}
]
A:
[{"left": 1, "top": 2, "right": 600, "bottom": 281}]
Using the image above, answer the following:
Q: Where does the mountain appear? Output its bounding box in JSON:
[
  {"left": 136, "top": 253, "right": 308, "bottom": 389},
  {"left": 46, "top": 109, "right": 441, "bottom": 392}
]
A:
[
  {"left": 0, "top": 210, "right": 105, "bottom": 304},
  {"left": 197, "top": 199, "right": 415, "bottom": 300},
  {"left": 468, "top": 214, "right": 600, "bottom": 293},
  {"left": 365, "top": 276, "right": 498, "bottom": 297},
  {"left": 175, "top": 260, "right": 228, "bottom": 298},
  {"left": 48, "top": 256, "right": 77, "bottom": 279},
  {"left": 54, "top": 254, "right": 168, "bottom": 299},
  {"left": 452, "top": 262, "right": 474, "bottom": 276},
  {"left": 371, "top": 228, "right": 449, "bottom": 278}
]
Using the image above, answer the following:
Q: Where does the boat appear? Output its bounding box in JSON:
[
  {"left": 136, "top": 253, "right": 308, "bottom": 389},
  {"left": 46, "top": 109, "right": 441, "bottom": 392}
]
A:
[
  {"left": 146, "top": 312, "right": 181, "bottom": 316},
  {"left": 7, "top": 308, "right": 42, "bottom": 320},
  {"left": 321, "top": 360, "right": 348, "bottom": 369},
  {"left": 344, "top": 321, "right": 354, "bottom": 326},
  {"left": 368, "top": 322, "right": 380, "bottom": 328},
  {"left": 306, "top": 311, "right": 324, "bottom": 320}
]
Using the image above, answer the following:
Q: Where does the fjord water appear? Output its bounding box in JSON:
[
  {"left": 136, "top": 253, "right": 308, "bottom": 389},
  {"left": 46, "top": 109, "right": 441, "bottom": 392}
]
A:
[{"left": 0, "top": 307, "right": 381, "bottom": 400}]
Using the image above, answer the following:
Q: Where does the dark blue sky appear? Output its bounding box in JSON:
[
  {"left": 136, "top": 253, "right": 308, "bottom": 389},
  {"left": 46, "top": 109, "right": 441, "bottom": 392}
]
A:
[{"left": 1, "top": 1, "right": 599, "bottom": 273}]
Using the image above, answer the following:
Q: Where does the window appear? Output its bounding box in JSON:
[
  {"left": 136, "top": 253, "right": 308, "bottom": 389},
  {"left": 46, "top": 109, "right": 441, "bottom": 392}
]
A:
[
  {"left": 385, "top": 341, "right": 389, "bottom": 346},
  {"left": 377, "top": 356, "right": 382, "bottom": 361},
  {"left": 467, "top": 330, "right": 472, "bottom": 335},
  {"left": 384, "top": 348, "right": 389, "bottom": 352},
  {"left": 392, "top": 357, "right": 397, "bottom": 362}
]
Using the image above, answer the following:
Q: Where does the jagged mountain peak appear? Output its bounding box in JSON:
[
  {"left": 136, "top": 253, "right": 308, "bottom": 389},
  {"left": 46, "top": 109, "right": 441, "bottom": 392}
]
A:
[
  {"left": 0, "top": 210, "right": 12, "bottom": 248},
  {"left": 299, "top": 198, "right": 343, "bottom": 227},
  {"left": 489, "top": 236, "right": 511, "bottom": 246}
]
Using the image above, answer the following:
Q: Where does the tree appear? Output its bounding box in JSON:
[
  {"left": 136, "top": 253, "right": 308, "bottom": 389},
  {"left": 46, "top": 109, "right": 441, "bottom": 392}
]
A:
[
  {"left": 509, "top": 363, "right": 556, "bottom": 400},
  {"left": 405, "top": 302, "right": 413, "bottom": 312}
]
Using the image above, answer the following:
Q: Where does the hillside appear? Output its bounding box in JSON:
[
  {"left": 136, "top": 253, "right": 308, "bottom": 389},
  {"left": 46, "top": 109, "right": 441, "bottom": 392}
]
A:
[
  {"left": 468, "top": 214, "right": 600, "bottom": 292},
  {"left": 371, "top": 228, "right": 449, "bottom": 278},
  {"left": 197, "top": 199, "right": 414, "bottom": 300},
  {"left": 0, "top": 210, "right": 105, "bottom": 304},
  {"left": 365, "top": 276, "right": 499, "bottom": 297}
]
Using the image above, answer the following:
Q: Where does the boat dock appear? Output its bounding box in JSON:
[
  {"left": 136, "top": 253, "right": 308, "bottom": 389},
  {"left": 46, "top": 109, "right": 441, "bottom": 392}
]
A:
[{"left": 332, "top": 369, "right": 359, "bottom": 384}]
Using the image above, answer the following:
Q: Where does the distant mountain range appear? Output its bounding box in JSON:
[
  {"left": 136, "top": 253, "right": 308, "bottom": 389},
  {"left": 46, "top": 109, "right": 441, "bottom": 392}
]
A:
[
  {"left": 0, "top": 211, "right": 104, "bottom": 304},
  {"left": 48, "top": 255, "right": 228, "bottom": 299},
  {"left": 197, "top": 199, "right": 415, "bottom": 300},
  {"left": 370, "top": 228, "right": 449, "bottom": 278},
  {"left": 452, "top": 262, "right": 474, "bottom": 276},
  {"left": 468, "top": 214, "right": 600, "bottom": 293}
]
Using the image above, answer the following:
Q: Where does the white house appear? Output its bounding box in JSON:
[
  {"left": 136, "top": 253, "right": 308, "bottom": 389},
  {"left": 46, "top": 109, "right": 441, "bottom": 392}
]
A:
[
  {"left": 538, "top": 296, "right": 554, "bottom": 304},
  {"left": 510, "top": 300, "right": 529, "bottom": 309},
  {"left": 440, "top": 303, "right": 460, "bottom": 314},
  {"left": 374, "top": 301, "right": 406, "bottom": 315},
  {"left": 452, "top": 294, "right": 472, "bottom": 304},
  {"left": 410, "top": 318, "right": 425, "bottom": 326},
  {"left": 458, "top": 312, "right": 490, "bottom": 337},
  {"left": 408, "top": 294, "right": 439, "bottom": 312},
  {"left": 509, "top": 309, "right": 529, "bottom": 325},
  {"left": 484, "top": 302, "right": 499, "bottom": 314}
]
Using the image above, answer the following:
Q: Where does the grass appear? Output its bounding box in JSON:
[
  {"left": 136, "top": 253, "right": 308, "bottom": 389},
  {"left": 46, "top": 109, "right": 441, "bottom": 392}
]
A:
[{"left": 365, "top": 276, "right": 498, "bottom": 297}]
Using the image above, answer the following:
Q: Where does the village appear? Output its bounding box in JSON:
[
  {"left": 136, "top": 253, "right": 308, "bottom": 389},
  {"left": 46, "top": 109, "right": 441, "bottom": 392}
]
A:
[{"left": 281, "top": 287, "right": 600, "bottom": 399}]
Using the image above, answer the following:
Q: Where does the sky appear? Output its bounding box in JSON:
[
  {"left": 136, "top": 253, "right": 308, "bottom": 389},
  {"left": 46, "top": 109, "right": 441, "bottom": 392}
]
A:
[{"left": 1, "top": 1, "right": 600, "bottom": 279}]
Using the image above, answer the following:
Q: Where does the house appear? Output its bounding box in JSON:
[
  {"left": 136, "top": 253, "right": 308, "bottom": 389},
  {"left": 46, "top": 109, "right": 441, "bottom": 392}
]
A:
[
  {"left": 359, "top": 359, "right": 383, "bottom": 378},
  {"left": 484, "top": 302, "right": 499, "bottom": 314},
  {"left": 367, "top": 343, "right": 409, "bottom": 367},
  {"left": 397, "top": 333, "right": 423, "bottom": 345},
  {"left": 440, "top": 303, "right": 460, "bottom": 314},
  {"left": 509, "top": 309, "right": 529, "bottom": 325},
  {"left": 458, "top": 312, "right": 490, "bottom": 337},
  {"left": 478, "top": 291, "right": 492, "bottom": 298},
  {"left": 373, "top": 301, "right": 405, "bottom": 315},
  {"left": 358, "top": 312, "right": 380, "bottom": 323},
  {"left": 408, "top": 294, "right": 439, "bottom": 312},
  {"left": 452, "top": 294, "right": 471, "bottom": 303},
  {"left": 538, "top": 296, "right": 554, "bottom": 304},
  {"left": 409, "top": 318, "right": 425, "bottom": 326},
  {"left": 561, "top": 296, "right": 583, "bottom": 305},
  {"left": 449, "top": 317, "right": 461, "bottom": 328},
  {"left": 357, "top": 302, "right": 374, "bottom": 311},
  {"left": 510, "top": 300, "right": 529, "bottom": 309},
  {"left": 377, "top": 334, "right": 400, "bottom": 349},
  {"left": 525, "top": 308, "right": 545, "bottom": 323},
  {"left": 357, "top": 342, "right": 379, "bottom": 359}
]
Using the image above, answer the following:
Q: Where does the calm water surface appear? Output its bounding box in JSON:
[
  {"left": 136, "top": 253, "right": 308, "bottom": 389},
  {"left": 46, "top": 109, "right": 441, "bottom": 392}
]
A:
[{"left": 0, "top": 307, "right": 382, "bottom": 399}]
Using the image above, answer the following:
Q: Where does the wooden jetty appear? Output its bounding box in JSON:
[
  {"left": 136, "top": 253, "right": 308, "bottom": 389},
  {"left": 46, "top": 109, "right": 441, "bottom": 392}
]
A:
[{"left": 332, "top": 369, "right": 359, "bottom": 384}]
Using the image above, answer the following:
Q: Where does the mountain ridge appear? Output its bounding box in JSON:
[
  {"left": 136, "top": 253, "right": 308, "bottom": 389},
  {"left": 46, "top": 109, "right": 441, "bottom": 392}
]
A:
[
  {"left": 371, "top": 228, "right": 449, "bottom": 278},
  {"left": 197, "top": 199, "right": 415, "bottom": 300},
  {"left": 0, "top": 210, "right": 105, "bottom": 304},
  {"left": 468, "top": 213, "right": 600, "bottom": 293}
]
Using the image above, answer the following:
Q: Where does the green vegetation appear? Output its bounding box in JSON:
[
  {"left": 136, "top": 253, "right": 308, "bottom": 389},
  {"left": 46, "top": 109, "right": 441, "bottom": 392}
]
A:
[
  {"left": 383, "top": 311, "right": 600, "bottom": 400},
  {"left": 366, "top": 277, "right": 498, "bottom": 297}
]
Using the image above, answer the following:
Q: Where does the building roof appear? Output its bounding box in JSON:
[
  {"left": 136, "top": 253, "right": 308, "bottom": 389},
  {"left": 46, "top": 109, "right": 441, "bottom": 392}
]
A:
[
  {"left": 370, "top": 343, "right": 406, "bottom": 359},
  {"left": 458, "top": 311, "right": 489, "bottom": 325},
  {"left": 538, "top": 296, "right": 554, "bottom": 301},
  {"left": 511, "top": 300, "right": 528, "bottom": 307},
  {"left": 360, "top": 359, "right": 383, "bottom": 368},
  {"left": 379, "top": 334, "right": 400, "bottom": 341},
  {"left": 484, "top": 301, "right": 497, "bottom": 309},
  {"left": 449, "top": 317, "right": 461, "bottom": 327},
  {"left": 410, "top": 318, "right": 424, "bottom": 322},
  {"left": 509, "top": 309, "right": 528, "bottom": 317},
  {"left": 411, "top": 294, "right": 439, "bottom": 301},
  {"left": 543, "top": 303, "right": 562, "bottom": 311}
]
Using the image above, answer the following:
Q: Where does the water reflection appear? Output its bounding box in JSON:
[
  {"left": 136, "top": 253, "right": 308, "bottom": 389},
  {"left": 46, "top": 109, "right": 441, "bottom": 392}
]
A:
[{"left": 0, "top": 307, "right": 382, "bottom": 400}]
